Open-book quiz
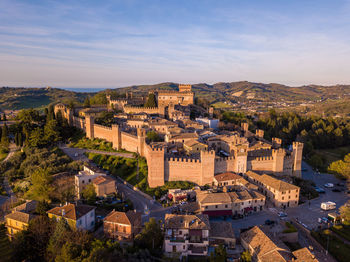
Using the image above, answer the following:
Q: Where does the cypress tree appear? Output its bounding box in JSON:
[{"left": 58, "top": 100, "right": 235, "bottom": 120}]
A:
[
  {"left": 18, "top": 132, "right": 23, "bottom": 147},
  {"left": 14, "top": 132, "right": 18, "bottom": 146},
  {"left": 1, "top": 124, "right": 9, "bottom": 145}
]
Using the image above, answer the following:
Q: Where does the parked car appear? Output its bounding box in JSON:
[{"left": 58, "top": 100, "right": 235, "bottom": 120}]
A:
[
  {"left": 265, "top": 219, "right": 275, "bottom": 225},
  {"left": 332, "top": 188, "right": 342, "bottom": 192},
  {"left": 324, "top": 183, "right": 334, "bottom": 188},
  {"left": 321, "top": 201, "right": 336, "bottom": 210},
  {"left": 278, "top": 212, "right": 288, "bottom": 217},
  {"left": 315, "top": 187, "right": 325, "bottom": 193}
]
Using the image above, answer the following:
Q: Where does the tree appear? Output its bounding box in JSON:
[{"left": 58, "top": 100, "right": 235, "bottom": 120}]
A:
[
  {"left": 241, "top": 250, "right": 252, "bottom": 262},
  {"left": 28, "top": 127, "right": 46, "bottom": 148},
  {"left": 328, "top": 153, "right": 350, "bottom": 179},
  {"left": 146, "top": 130, "right": 162, "bottom": 142},
  {"left": 44, "top": 119, "right": 61, "bottom": 144},
  {"left": 18, "top": 132, "right": 23, "bottom": 147},
  {"left": 210, "top": 244, "right": 227, "bottom": 262},
  {"left": 47, "top": 218, "right": 71, "bottom": 259},
  {"left": 1, "top": 123, "right": 9, "bottom": 146},
  {"left": 82, "top": 184, "right": 97, "bottom": 204},
  {"left": 25, "top": 168, "right": 54, "bottom": 202},
  {"left": 144, "top": 93, "right": 156, "bottom": 107},
  {"left": 3, "top": 113, "right": 6, "bottom": 121},
  {"left": 339, "top": 201, "right": 350, "bottom": 223},
  {"left": 84, "top": 97, "right": 91, "bottom": 108},
  {"left": 134, "top": 217, "right": 163, "bottom": 255},
  {"left": 35, "top": 200, "right": 51, "bottom": 215}
]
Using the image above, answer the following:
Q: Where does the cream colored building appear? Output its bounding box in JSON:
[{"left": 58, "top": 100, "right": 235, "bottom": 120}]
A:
[
  {"left": 244, "top": 171, "right": 300, "bottom": 208},
  {"left": 75, "top": 165, "right": 106, "bottom": 199},
  {"left": 164, "top": 214, "right": 210, "bottom": 257}
]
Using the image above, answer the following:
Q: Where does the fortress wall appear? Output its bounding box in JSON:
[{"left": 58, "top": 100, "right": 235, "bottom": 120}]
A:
[
  {"left": 124, "top": 106, "right": 159, "bottom": 114},
  {"left": 249, "top": 157, "right": 274, "bottom": 171},
  {"left": 72, "top": 116, "right": 86, "bottom": 130},
  {"left": 214, "top": 157, "right": 235, "bottom": 174},
  {"left": 93, "top": 124, "right": 113, "bottom": 142},
  {"left": 120, "top": 132, "right": 139, "bottom": 152},
  {"left": 165, "top": 158, "right": 202, "bottom": 184}
]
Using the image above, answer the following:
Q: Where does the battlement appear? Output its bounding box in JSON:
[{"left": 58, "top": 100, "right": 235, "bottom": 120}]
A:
[
  {"left": 179, "top": 84, "right": 192, "bottom": 92},
  {"left": 124, "top": 105, "right": 158, "bottom": 110},
  {"left": 293, "top": 141, "right": 303, "bottom": 148},
  {"left": 167, "top": 157, "right": 200, "bottom": 163},
  {"left": 94, "top": 123, "right": 112, "bottom": 130},
  {"left": 149, "top": 145, "right": 165, "bottom": 151},
  {"left": 253, "top": 156, "right": 273, "bottom": 161},
  {"left": 215, "top": 156, "right": 235, "bottom": 162},
  {"left": 272, "top": 148, "right": 285, "bottom": 154},
  {"left": 200, "top": 150, "right": 215, "bottom": 156}
]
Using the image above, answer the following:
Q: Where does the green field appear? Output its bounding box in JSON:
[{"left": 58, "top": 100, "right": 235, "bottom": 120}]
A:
[
  {"left": 314, "top": 146, "right": 350, "bottom": 166},
  {"left": 211, "top": 101, "right": 232, "bottom": 108}
]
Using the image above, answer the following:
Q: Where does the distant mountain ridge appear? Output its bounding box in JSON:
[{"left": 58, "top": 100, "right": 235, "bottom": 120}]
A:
[{"left": 114, "top": 81, "right": 350, "bottom": 102}]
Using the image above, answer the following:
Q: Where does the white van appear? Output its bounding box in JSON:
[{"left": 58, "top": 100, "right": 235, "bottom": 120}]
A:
[{"left": 321, "top": 201, "right": 336, "bottom": 210}]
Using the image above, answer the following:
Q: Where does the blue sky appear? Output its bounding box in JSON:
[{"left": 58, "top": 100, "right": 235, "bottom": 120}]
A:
[{"left": 0, "top": 0, "right": 350, "bottom": 87}]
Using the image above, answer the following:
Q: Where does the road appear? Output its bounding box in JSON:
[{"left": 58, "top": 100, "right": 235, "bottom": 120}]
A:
[{"left": 60, "top": 144, "right": 166, "bottom": 219}]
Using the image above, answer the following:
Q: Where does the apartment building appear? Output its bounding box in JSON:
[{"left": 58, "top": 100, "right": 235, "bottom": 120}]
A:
[
  {"left": 196, "top": 189, "right": 265, "bottom": 217},
  {"left": 75, "top": 165, "right": 106, "bottom": 198},
  {"left": 244, "top": 171, "right": 300, "bottom": 208},
  {"left": 164, "top": 214, "right": 210, "bottom": 257}
]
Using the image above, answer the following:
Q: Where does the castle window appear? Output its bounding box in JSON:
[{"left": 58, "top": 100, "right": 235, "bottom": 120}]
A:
[
  {"left": 296, "top": 195, "right": 297, "bottom": 198},
  {"left": 282, "top": 197, "right": 284, "bottom": 200},
  {"left": 225, "top": 205, "right": 228, "bottom": 208},
  {"left": 289, "top": 196, "right": 291, "bottom": 199},
  {"left": 215, "top": 205, "right": 218, "bottom": 209},
  {"left": 205, "top": 206, "right": 208, "bottom": 209}
]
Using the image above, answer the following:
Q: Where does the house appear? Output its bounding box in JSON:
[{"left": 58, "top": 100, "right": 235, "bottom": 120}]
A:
[
  {"left": 213, "top": 172, "right": 249, "bottom": 187},
  {"left": 12, "top": 200, "right": 38, "bottom": 213},
  {"left": 209, "top": 221, "right": 236, "bottom": 249},
  {"left": 164, "top": 214, "right": 210, "bottom": 257},
  {"left": 241, "top": 226, "right": 318, "bottom": 262},
  {"left": 183, "top": 139, "right": 208, "bottom": 155},
  {"left": 5, "top": 211, "right": 35, "bottom": 239},
  {"left": 75, "top": 165, "right": 106, "bottom": 198},
  {"left": 47, "top": 203, "right": 96, "bottom": 231},
  {"left": 92, "top": 175, "right": 116, "bottom": 197},
  {"left": 241, "top": 226, "right": 293, "bottom": 262},
  {"left": 196, "top": 189, "right": 265, "bottom": 217},
  {"left": 103, "top": 210, "right": 142, "bottom": 241},
  {"left": 165, "top": 132, "right": 199, "bottom": 143},
  {"left": 244, "top": 171, "right": 300, "bottom": 208}
]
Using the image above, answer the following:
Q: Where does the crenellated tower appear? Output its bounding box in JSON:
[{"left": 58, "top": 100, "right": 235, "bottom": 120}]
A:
[
  {"left": 234, "top": 147, "right": 248, "bottom": 174},
  {"left": 147, "top": 146, "right": 165, "bottom": 187},
  {"left": 292, "top": 142, "right": 304, "bottom": 177},
  {"left": 111, "top": 124, "right": 121, "bottom": 150},
  {"left": 200, "top": 150, "right": 215, "bottom": 185},
  {"left": 272, "top": 148, "right": 286, "bottom": 173},
  {"left": 137, "top": 128, "right": 147, "bottom": 157},
  {"left": 85, "top": 114, "right": 95, "bottom": 139}
]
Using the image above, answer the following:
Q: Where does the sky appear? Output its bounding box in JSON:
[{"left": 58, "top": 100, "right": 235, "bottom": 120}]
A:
[{"left": 0, "top": 0, "right": 350, "bottom": 88}]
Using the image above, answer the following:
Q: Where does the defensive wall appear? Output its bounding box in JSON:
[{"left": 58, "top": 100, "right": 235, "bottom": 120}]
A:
[{"left": 55, "top": 104, "right": 303, "bottom": 188}]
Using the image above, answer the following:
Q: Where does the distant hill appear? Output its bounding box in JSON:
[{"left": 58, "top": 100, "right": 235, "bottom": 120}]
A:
[
  {"left": 113, "top": 81, "right": 350, "bottom": 102},
  {"left": 2, "top": 82, "right": 350, "bottom": 113},
  {"left": 0, "top": 87, "right": 89, "bottom": 111}
]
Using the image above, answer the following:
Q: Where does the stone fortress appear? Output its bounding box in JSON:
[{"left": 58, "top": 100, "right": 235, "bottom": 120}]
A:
[{"left": 55, "top": 84, "right": 303, "bottom": 188}]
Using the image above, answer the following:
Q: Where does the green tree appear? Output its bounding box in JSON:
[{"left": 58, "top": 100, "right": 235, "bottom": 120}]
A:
[
  {"left": 146, "top": 130, "right": 162, "bottom": 142},
  {"left": 81, "top": 184, "right": 97, "bottom": 204},
  {"left": 134, "top": 217, "right": 163, "bottom": 255},
  {"left": 210, "top": 244, "right": 227, "bottom": 262},
  {"left": 1, "top": 123, "right": 9, "bottom": 146},
  {"left": 25, "top": 168, "right": 54, "bottom": 202},
  {"left": 47, "top": 218, "right": 71, "bottom": 260},
  {"left": 241, "top": 250, "right": 252, "bottom": 262},
  {"left": 35, "top": 200, "right": 51, "bottom": 215},
  {"left": 18, "top": 132, "right": 23, "bottom": 147},
  {"left": 28, "top": 127, "right": 46, "bottom": 147},
  {"left": 144, "top": 93, "right": 156, "bottom": 107},
  {"left": 84, "top": 97, "right": 91, "bottom": 108},
  {"left": 328, "top": 153, "right": 350, "bottom": 179},
  {"left": 44, "top": 119, "right": 61, "bottom": 144},
  {"left": 340, "top": 201, "right": 350, "bottom": 223}
]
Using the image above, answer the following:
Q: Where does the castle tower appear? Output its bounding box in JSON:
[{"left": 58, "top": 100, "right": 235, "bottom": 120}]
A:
[
  {"left": 85, "top": 114, "right": 95, "bottom": 139},
  {"left": 292, "top": 142, "right": 304, "bottom": 177},
  {"left": 272, "top": 148, "right": 286, "bottom": 174},
  {"left": 234, "top": 147, "right": 248, "bottom": 174},
  {"left": 200, "top": 150, "right": 215, "bottom": 185},
  {"left": 255, "top": 129, "right": 264, "bottom": 139},
  {"left": 241, "top": 122, "right": 249, "bottom": 133},
  {"left": 112, "top": 124, "right": 121, "bottom": 150},
  {"left": 137, "top": 128, "right": 146, "bottom": 157},
  {"left": 66, "top": 107, "right": 73, "bottom": 126},
  {"left": 272, "top": 137, "right": 282, "bottom": 148},
  {"left": 179, "top": 84, "right": 192, "bottom": 92},
  {"left": 209, "top": 107, "right": 214, "bottom": 118},
  {"left": 147, "top": 146, "right": 165, "bottom": 187}
]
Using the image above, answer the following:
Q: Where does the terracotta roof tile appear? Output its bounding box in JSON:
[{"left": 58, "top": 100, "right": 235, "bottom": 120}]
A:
[
  {"left": 47, "top": 203, "right": 95, "bottom": 220},
  {"left": 164, "top": 214, "right": 210, "bottom": 230},
  {"left": 104, "top": 210, "right": 141, "bottom": 225},
  {"left": 5, "top": 211, "right": 34, "bottom": 224}
]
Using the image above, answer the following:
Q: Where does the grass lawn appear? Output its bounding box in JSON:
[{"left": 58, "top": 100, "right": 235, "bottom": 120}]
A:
[
  {"left": 331, "top": 224, "right": 350, "bottom": 242},
  {"left": 211, "top": 101, "right": 232, "bottom": 108},
  {"left": 312, "top": 229, "right": 350, "bottom": 262}
]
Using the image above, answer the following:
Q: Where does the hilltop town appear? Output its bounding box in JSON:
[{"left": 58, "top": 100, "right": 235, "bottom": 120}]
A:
[{"left": 0, "top": 84, "right": 349, "bottom": 262}]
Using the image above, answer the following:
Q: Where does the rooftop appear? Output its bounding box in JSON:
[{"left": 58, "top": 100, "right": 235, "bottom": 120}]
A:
[
  {"left": 210, "top": 221, "right": 235, "bottom": 239},
  {"left": 92, "top": 175, "right": 115, "bottom": 185},
  {"left": 214, "top": 172, "right": 242, "bottom": 182},
  {"left": 104, "top": 210, "right": 141, "bottom": 225},
  {"left": 5, "top": 211, "right": 35, "bottom": 224},
  {"left": 47, "top": 203, "right": 95, "bottom": 221},
  {"left": 164, "top": 214, "right": 210, "bottom": 230}
]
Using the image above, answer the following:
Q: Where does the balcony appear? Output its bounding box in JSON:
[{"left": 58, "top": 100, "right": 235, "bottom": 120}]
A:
[{"left": 165, "top": 236, "right": 187, "bottom": 243}]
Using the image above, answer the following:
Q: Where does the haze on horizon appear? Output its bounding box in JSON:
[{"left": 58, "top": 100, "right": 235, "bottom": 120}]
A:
[{"left": 1, "top": 0, "right": 350, "bottom": 88}]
